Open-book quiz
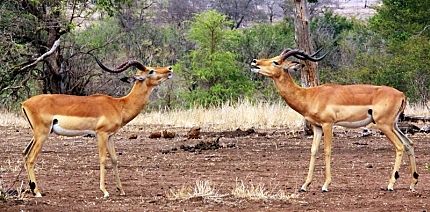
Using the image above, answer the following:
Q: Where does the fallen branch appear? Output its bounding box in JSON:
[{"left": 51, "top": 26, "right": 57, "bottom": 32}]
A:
[{"left": 401, "top": 114, "right": 430, "bottom": 123}]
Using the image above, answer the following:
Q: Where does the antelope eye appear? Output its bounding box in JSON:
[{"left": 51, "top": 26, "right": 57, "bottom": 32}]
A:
[
  {"left": 148, "top": 70, "right": 155, "bottom": 75},
  {"left": 273, "top": 61, "right": 280, "bottom": 66}
]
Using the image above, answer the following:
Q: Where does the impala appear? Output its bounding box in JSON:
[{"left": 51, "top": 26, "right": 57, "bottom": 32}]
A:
[
  {"left": 21, "top": 58, "right": 173, "bottom": 197},
  {"left": 250, "top": 49, "right": 418, "bottom": 192}
]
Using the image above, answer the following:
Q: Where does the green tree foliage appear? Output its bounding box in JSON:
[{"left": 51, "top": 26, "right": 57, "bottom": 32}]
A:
[
  {"left": 359, "top": 37, "right": 430, "bottom": 103},
  {"left": 2, "top": 0, "right": 430, "bottom": 110},
  {"left": 233, "top": 20, "right": 295, "bottom": 102},
  {"left": 178, "top": 10, "right": 255, "bottom": 107},
  {"left": 369, "top": 0, "right": 430, "bottom": 42},
  {"left": 312, "top": 3, "right": 430, "bottom": 104},
  {"left": 313, "top": 14, "right": 380, "bottom": 85},
  {"left": 362, "top": 0, "right": 430, "bottom": 103},
  {"left": 311, "top": 11, "right": 354, "bottom": 47},
  {"left": 233, "top": 20, "right": 295, "bottom": 63},
  {"left": 0, "top": 0, "right": 131, "bottom": 109}
]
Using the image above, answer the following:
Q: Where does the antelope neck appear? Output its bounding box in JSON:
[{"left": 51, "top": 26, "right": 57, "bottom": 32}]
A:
[
  {"left": 273, "top": 72, "right": 311, "bottom": 115},
  {"left": 119, "top": 81, "right": 153, "bottom": 125}
]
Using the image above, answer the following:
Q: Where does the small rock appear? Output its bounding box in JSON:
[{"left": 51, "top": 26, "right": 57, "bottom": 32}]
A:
[
  {"left": 149, "top": 131, "right": 162, "bottom": 139},
  {"left": 162, "top": 130, "right": 176, "bottom": 139},
  {"left": 128, "top": 134, "right": 138, "bottom": 139},
  {"left": 187, "top": 126, "right": 201, "bottom": 139}
]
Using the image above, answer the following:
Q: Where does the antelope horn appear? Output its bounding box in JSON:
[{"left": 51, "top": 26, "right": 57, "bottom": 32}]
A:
[
  {"left": 281, "top": 49, "right": 328, "bottom": 62},
  {"left": 280, "top": 48, "right": 294, "bottom": 56},
  {"left": 280, "top": 48, "right": 322, "bottom": 58},
  {"left": 94, "top": 56, "right": 146, "bottom": 73},
  {"left": 291, "top": 49, "right": 325, "bottom": 60}
]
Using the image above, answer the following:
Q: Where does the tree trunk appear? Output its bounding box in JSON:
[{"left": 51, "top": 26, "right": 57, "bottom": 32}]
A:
[
  {"left": 43, "top": 13, "right": 64, "bottom": 94},
  {"left": 292, "top": 0, "right": 319, "bottom": 134}
]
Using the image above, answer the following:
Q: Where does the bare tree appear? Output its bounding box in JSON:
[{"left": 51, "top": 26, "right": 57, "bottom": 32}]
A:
[
  {"left": 212, "top": 0, "right": 266, "bottom": 29},
  {"left": 263, "top": 0, "right": 285, "bottom": 23}
]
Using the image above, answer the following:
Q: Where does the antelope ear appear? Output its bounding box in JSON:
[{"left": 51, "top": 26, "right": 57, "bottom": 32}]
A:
[
  {"left": 283, "top": 62, "right": 305, "bottom": 73},
  {"left": 120, "top": 77, "right": 133, "bottom": 83},
  {"left": 120, "top": 75, "right": 146, "bottom": 83}
]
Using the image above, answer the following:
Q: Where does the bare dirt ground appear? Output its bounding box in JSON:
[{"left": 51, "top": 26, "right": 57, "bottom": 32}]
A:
[{"left": 1, "top": 124, "right": 429, "bottom": 212}]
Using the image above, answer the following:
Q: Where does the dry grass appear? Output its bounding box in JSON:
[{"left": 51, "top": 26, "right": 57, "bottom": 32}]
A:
[
  {"left": 167, "top": 179, "right": 298, "bottom": 202},
  {"left": 131, "top": 100, "right": 305, "bottom": 130},
  {"left": 166, "top": 180, "right": 225, "bottom": 201},
  {"left": 231, "top": 179, "right": 298, "bottom": 201},
  {"left": 405, "top": 102, "right": 430, "bottom": 116},
  {"left": 0, "top": 110, "right": 27, "bottom": 127}
]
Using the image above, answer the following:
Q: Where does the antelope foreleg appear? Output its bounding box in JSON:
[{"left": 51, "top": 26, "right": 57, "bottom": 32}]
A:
[
  {"left": 301, "top": 125, "right": 323, "bottom": 192},
  {"left": 322, "top": 124, "right": 333, "bottom": 192},
  {"left": 97, "top": 133, "right": 109, "bottom": 198},
  {"left": 106, "top": 137, "right": 125, "bottom": 195}
]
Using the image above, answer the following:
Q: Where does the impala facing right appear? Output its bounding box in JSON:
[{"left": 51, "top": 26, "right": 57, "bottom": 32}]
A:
[{"left": 251, "top": 49, "right": 418, "bottom": 192}]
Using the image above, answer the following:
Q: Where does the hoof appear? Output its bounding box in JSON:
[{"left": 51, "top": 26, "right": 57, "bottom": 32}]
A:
[
  {"left": 299, "top": 189, "right": 307, "bottom": 192},
  {"left": 381, "top": 187, "right": 394, "bottom": 192},
  {"left": 117, "top": 188, "right": 125, "bottom": 196},
  {"left": 321, "top": 189, "right": 328, "bottom": 193}
]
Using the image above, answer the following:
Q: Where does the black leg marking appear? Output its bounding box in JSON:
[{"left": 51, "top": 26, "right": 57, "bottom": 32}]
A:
[
  {"left": 23, "top": 139, "right": 34, "bottom": 156},
  {"left": 413, "top": 172, "right": 419, "bottom": 179},
  {"left": 29, "top": 181, "right": 36, "bottom": 191},
  {"left": 22, "top": 108, "right": 34, "bottom": 130},
  {"left": 51, "top": 119, "right": 58, "bottom": 133},
  {"left": 394, "top": 171, "right": 400, "bottom": 180},
  {"left": 368, "top": 109, "right": 376, "bottom": 124}
]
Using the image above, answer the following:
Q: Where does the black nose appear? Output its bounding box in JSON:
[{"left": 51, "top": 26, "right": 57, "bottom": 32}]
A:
[{"left": 252, "top": 59, "right": 256, "bottom": 63}]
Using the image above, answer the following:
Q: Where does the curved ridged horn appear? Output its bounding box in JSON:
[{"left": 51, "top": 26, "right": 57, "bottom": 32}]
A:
[
  {"left": 280, "top": 48, "right": 323, "bottom": 58},
  {"left": 291, "top": 49, "right": 324, "bottom": 60},
  {"left": 280, "top": 48, "right": 294, "bottom": 56},
  {"left": 281, "top": 49, "right": 328, "bottom": 62},
  {"left": 94, "top": 56, "right": 146, "bottom": 73}
]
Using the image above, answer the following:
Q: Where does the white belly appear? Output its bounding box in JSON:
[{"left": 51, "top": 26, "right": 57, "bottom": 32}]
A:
[
  {"left": 51, "top": 116, "right": 97, "bottom": 136},
  {"left": 52, "top": 124, "right": 96, "bottom": 136},
  {"left": 335, "top": 115, "right": 374, "bottom": 128}
]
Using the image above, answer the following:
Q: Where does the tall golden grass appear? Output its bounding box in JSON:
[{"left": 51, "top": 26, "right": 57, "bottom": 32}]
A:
[
  {"left": 1, "top": 100, "right": 429, "bottom": 129},
  {"left": 131, "top": 100, "right": 305, "bottom": 130}
]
